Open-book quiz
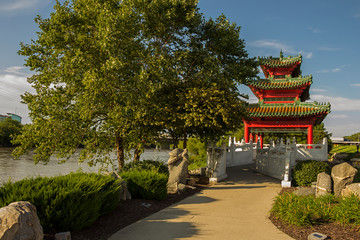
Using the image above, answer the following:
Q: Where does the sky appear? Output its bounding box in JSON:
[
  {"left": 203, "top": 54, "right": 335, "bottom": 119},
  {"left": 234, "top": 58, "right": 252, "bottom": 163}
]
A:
[{"left": 0, "top": 0, "right": 359, "bottom": 138}]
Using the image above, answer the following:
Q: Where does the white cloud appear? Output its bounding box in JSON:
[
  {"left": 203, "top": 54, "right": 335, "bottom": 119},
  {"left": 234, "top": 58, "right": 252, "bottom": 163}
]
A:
[
  {"left": 249, "top": 40, "right": 312, "bottom": 59},
  {"left": 328, "top": 114, "right": 349, "bottom": 119},
  {"left": 316, "top": 66, "right": 343, "bottom": 74},
  {"left": 249, "top": 40, "right": 295, "bottom": 54},
  {"left": 0, "top": 68, "right": 34, "bottom": 123},
  {"left": 0, "top": 0, "right": 50, "bottom": 12},
  {"left": 351, "top": 83, "right": 360, "bottom": 87},
  {"left": 311, "top": 88, "right": 327, "bottom": 93},
  {"left": 309, "top": 27, "right": 319, "bottom": 33},
  {"left": 311, "top": 94, "right": 360, "bottom": 111}
]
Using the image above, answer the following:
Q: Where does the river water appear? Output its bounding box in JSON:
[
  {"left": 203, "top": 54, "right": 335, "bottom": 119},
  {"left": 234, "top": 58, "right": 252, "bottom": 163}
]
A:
[{"left": 0, "top": 148, "right": 171, "bottom": 183}]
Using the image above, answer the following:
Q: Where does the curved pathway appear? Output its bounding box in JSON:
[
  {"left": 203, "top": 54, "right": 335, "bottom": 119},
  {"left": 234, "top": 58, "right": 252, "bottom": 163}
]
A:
[{"left": 108, "top": 165, "right": 294, "bottom": 240}]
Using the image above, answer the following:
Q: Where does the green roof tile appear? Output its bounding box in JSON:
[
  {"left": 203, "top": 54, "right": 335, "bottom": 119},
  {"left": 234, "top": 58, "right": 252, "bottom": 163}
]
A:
[
  {"left": 247, "top": 102, "right": 331, "bottom": 118},
  {"left": 258, "top": 54, "right": 302, "bottom": 68},
  {"left": 245, "top": 75, "right": 312, "bottom": 90}
]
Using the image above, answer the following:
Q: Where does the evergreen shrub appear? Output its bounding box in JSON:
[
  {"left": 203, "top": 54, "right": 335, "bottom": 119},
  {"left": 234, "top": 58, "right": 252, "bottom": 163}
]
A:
[
  {"left": 119, "top": 170, "right": 167, "bottom": 200},
  {"left": 0, "top": 173, "right": 121, "bottom": 232},
  {"left": 270, "top": 192, "right": 336, "bottom": 226},
  {"left": 122, "top": 160, "right": 168, "bottom": 175},
  {"left": 293, "top": 160, "right": 330, "bottom": 186}
]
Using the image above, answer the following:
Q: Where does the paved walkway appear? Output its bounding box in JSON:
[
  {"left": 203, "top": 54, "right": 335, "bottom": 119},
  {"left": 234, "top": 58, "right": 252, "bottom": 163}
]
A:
[{"left": 108, "top": 165, "right": 294, "bottom": 240}]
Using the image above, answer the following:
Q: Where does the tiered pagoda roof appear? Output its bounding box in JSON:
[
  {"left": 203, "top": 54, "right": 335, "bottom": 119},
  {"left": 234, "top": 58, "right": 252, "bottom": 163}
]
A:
[
  {"left": 258, "top": 53, "right": 302, "bottom": 78},
  {"left": 247, "top": 102, "right": 330, "bottom": 125},
  {"left": 245, "top": 75, "right": 312, "bottom": 90}
]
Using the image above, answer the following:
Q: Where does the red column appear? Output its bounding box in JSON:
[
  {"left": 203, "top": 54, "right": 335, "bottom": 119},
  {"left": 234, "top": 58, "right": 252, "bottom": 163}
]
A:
[
  {"left": 255, "top": 134, "right": 259, "bottom": 143},
  {"left": 260, "top": 133, "right": 264, "bottom": 149},
  {"left": 307, "top": 125, "right": 313, "bottom": 148},
  {"left": 244, "top": 123, "right": 249, "bottom": 143}
]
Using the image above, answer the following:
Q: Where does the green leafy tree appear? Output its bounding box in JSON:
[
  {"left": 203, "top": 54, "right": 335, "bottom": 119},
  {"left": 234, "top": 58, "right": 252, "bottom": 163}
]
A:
[
  {"left": 0, "top": 119, "right": 22, "bottom": 147},
  {"left": 344, "top": 132, "right": 360, "bottom": 141},
  {"left": 154, "top": 14, "right": 257, "bottom": 148},
  {"left": 13, "top": 0, "right": 202, "bottom": 169}
]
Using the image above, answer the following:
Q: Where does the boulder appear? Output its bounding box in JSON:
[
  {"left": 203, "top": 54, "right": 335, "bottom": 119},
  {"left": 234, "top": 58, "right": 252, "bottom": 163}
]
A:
[
  {"left": 293, "top": 187, "right": 315, "bottom": 197},
  {"left": 108, "top": 172, "right": 131, "bottom": 200},
  {"left": 55, "top": 231, "right": 71, "bottom": 240},
  {"left": 331, "top": 162, "right": 358, "bottom": 197},
  {"left": 316, "top": 172, "right": 332, "bottom": 197},
  {"left": 167, "top": 148, "right": 189, "bottom": 194},
  {"left": 0, "top": 201, "right": 43, "bottom": 240},
  {"left": 341, "top": 183, "right": 360, "bottom": 198}
]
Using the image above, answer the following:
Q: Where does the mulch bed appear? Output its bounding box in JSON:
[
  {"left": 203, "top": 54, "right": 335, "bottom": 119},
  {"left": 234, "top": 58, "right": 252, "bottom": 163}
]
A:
[
  {"left": 44, "top": 176, "right": 210, "bottom": 240},
  {"left": 269, "top": 187, "right": 360, "bottom": 240}
]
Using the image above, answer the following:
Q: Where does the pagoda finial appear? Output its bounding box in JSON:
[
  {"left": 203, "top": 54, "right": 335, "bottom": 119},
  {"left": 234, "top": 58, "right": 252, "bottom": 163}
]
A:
[{"left": 280, "top": 49, "right": 283, "bottom": 59}]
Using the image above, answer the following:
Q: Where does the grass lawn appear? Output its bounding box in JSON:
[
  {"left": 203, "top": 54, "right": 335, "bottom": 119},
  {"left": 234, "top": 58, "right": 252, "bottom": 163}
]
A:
[{"left": 330, "top": 145, "right": 357, "bottom": 154}]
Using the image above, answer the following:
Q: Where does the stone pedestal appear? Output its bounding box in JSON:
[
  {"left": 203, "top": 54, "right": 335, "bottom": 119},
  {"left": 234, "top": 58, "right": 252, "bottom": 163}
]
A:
[{"left": 207, "top": 143, "right": 227, "bottom": 183}]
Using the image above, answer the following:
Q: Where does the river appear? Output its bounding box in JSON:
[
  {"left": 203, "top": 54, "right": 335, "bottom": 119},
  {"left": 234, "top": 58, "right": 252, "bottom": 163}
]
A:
[{"left": 0, "top": 148, "right": 171, "bottom": 183}]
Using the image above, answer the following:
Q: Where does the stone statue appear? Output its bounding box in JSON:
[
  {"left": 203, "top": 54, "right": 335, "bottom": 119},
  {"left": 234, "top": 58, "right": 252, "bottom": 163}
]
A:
[{"left": 167, "top": 148, "right": 189, "bottom": 194}]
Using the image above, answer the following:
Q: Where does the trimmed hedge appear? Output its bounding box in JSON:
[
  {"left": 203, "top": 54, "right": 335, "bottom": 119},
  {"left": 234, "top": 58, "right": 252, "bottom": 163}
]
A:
[
  {"left": 0, "top": 173, "right": 121, "bottom": 232},
  {"left": 122, "top": 160, "right": 169, "bottom": 176},
  {"left": 119, "top": 170, "right": 168, "bottom": 200},
  {"left": 293, "top": 160, "right": 331, "bottom": 186}
]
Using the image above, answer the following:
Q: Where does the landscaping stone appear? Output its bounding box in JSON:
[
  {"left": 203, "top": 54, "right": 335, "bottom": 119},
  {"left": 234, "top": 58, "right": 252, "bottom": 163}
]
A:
[
  {"left": 341, "top": 183, "right": 360, "bottom": 198},
  {"left": 109, "top": 172, "right": 131, "bottom": 200},
  {"left": 331, "top": 162, "right": 358, "bottom": 197},
  {"left": 308, "top": 232, "right": 328, "bottom": 240},
  {"left": 316, "top": 172, "right": 332, "bottom": 197},
  {"left": 55, "top": 231, "right": 71, "bottom": 240},
  {"left": 167, "top": 148, "right": 189, "bottom": 194},
  {"left": 0, "top": 201, "right": 43, "bottom": 240},
  {"left": 293, "top": 187, "right": 315, "bottom": 196}
]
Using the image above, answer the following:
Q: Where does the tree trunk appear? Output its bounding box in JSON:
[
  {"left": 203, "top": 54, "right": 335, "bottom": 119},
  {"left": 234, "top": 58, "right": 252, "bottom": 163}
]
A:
[
  {"left": 183, "top": 130, "right": 187, "bottom": 149},
  {"left": 115, "top": 133, "right": 125, "bottom": 170},
  {"left": 133, "top": 143, "right": 141, "bottom": 162}
]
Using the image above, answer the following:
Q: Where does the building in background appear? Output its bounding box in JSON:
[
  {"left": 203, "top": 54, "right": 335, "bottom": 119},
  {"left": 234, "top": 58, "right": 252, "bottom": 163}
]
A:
[{"left": 0, "top": 113, "right": 22, "bottom": 123}]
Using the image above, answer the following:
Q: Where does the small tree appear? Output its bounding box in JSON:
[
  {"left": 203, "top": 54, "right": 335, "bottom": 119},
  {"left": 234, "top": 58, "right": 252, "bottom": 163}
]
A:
[{"left": 0, "top": 119, "right": 22, "bottom": 147}]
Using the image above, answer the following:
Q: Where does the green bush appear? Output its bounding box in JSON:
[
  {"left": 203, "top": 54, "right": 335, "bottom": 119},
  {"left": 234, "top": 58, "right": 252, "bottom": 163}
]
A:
[
  {"left": 119, "top": 170, "right": 168, "bottom": 200},
  {"left": 187, "top": 137, "right": 207, "bottom": 170},
  {"left": 270, "top": 192, "right": 336, "bottom": 226},
  {"left": 0, "top": 173, "right": 121, "bottom": 232},
  {"left": 293, "top": 160, "right": 331, "bottom": 186},
  {"left": 122, "top": 160, "right": 168, "bottom": 175},
  {"left": 333, "top": 194, "right": 360, "bottom": 225}
]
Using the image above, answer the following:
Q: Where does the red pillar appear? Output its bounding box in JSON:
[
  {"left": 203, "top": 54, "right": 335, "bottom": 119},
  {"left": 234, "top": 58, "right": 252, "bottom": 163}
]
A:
[
  {"left": 244, "top": 123, "right": 249, "bottom": 143},
  {"left": 260, "top": 134, "right": 264, "bottom": 149},
  {"left": 307, "top": 125, "right": 313, "bottom": 148},
  {"left": 255, "top": 134, "right": 259, "bottom": 143}
]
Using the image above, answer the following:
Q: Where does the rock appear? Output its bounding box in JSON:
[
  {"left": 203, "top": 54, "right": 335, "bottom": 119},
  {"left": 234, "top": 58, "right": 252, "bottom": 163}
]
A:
[
  {"left": 0, "top": 201, "right": 43, "bottom": 240},
  {"left": 108, "top": 171, "right": 131, "bottom": 200},
  {"left": 55, "top": 231, "right": 71, "bottom": 240},
  {"left": 316, "top": 172, "right": 332, "bottom": 197},
  {"left": 118, "top": 179, "right": 132, "bottom": 201},
  {"left": 331, "top": 162, "right": 358, "bottom": 197},
  {"left": 293, "top": 187, "right": 316, "bottom": 197},
  {"left": 187, "top": 178, "right": 197, "bottom": 186},
  {"left": 167, "top": 148, "right": 189, "bottom": 194},
  {"left": 341, "top": 183, "right": 360, "bottom": 198}
]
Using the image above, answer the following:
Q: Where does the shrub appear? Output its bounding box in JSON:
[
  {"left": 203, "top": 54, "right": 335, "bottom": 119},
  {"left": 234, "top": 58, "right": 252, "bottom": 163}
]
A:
[
  {"left": 270, "top": 192, "right": 337, "bottom": 226},
  {"left": 119, "top": 170, "right": 168, "bottom": 200},
  {"left": 0, "top": 173, "right": 121, "bottom": 232},
  {"left": 187, "top": 137, "right": 207, "bottom": 170},
  {"left": 333, "top": 195, "right": 360, "bottom": 225},
  {"left": 293, "top": 160, "right": 331, "bottom": 186},
  {"left": 122, "top": 160, "right": 168, "bottom": 175}
]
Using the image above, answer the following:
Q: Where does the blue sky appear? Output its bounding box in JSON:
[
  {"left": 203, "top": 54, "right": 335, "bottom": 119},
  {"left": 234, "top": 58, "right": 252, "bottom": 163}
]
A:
[{"left": 0, "top": 0, "right": 359, "bottom": 138}]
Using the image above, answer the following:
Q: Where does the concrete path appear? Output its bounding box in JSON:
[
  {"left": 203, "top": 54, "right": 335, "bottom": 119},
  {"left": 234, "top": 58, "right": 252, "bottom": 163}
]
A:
[{"left": 108, "top": 165, "right": 294, "bottom": 240}]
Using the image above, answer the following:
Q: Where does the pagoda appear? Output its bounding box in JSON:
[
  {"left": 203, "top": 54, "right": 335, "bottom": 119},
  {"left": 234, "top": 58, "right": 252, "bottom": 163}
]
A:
[{"left": 243, "top": 51, "right": 331, "bottom": 147}]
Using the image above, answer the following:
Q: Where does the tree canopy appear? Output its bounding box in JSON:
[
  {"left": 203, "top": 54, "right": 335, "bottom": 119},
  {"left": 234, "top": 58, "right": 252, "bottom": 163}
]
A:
[
  {"left": 13, "top": 0, "right": 257, "bottom": 169},
  {"left": 0, "top": 119, "right": 22, "bottom": 147}
]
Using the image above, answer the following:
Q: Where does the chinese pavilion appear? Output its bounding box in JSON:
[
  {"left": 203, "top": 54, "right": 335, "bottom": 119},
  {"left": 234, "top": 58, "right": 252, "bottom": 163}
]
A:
[{"left": 243, "top": 51, "right": 331, "bottom": 147}]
